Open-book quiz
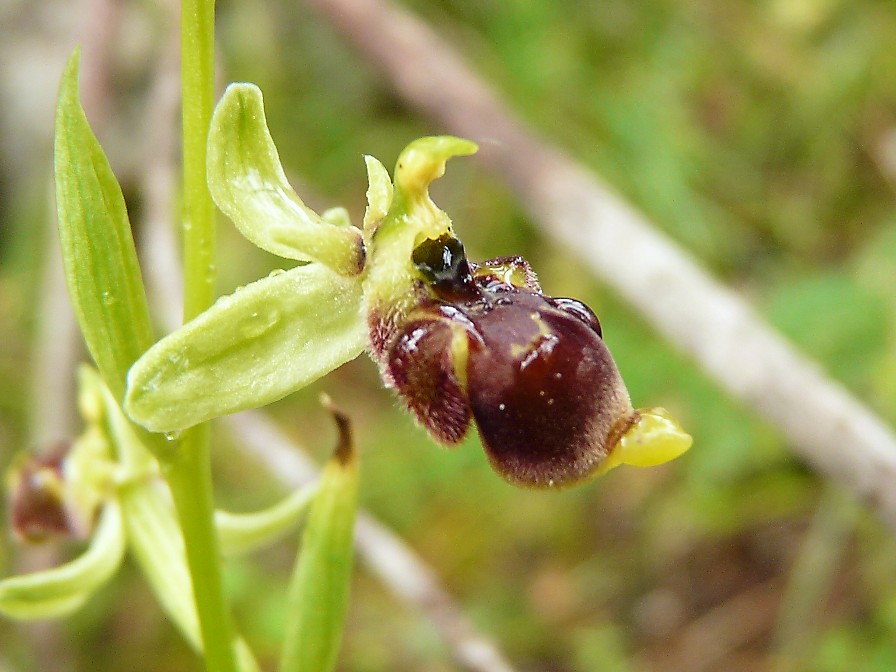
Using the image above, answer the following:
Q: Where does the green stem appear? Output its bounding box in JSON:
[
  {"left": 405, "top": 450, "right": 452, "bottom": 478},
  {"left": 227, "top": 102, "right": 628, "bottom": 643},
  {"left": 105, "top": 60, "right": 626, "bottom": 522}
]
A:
[
  {"left": 166, "top": 2, "right": 238, "bottom": 672},
  {"left": 181, "top": 0, "right": 217, "bottom": 322},
  {"left": 165, "top": 427, "right": 237, "bottom": 672}
]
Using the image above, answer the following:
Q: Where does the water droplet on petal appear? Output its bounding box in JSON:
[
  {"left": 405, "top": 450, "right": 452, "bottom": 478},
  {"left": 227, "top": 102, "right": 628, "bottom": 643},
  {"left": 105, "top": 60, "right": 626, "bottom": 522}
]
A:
[{"left": 239, "top": 307, "right": 282, "bottom": 339}]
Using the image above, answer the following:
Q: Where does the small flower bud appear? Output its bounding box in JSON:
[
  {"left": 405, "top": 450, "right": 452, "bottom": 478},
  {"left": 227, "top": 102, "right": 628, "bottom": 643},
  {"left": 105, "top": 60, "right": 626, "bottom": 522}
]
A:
[{"left": 7, "top": 443, "right": 76, "bottom": 542}]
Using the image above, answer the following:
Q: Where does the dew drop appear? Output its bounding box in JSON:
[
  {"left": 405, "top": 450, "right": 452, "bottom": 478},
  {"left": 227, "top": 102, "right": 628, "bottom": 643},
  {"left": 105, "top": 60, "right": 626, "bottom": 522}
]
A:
[
  {"left": 240, "top": 307, "right": 282, "bottom": 339},
  {"left": 498, "top": 403, "right": 506, "bottom": 411},
  {"left": 163, "top": 430, "right": 182, "bottom": 442},
  {"left": 101, "top": 291, "right": 116, "bottom": 306}
]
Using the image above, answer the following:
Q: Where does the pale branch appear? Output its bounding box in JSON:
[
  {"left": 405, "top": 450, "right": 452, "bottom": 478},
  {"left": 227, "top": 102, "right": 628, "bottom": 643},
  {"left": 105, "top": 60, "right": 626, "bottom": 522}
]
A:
[{"left": 307, "top": 0, "right": 896, "bottom": 532}]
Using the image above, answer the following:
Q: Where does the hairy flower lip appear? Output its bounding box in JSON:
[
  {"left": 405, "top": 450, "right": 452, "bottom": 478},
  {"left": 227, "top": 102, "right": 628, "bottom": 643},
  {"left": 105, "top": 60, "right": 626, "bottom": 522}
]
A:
[{"left": 375, "top": 237, "right": 638, "bottom": 487}]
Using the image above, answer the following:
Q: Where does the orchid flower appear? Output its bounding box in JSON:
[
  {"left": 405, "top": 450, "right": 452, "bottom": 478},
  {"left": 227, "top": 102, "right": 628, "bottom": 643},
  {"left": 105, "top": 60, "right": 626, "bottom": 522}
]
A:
[{"left": 125, "top": 83, "right": 691, "bottom": 488}]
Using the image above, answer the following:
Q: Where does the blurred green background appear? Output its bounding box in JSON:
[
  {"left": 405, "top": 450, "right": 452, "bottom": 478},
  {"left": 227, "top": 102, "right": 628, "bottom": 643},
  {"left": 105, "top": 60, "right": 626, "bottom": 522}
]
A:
[{"left": 2, "top": 0, "right": 896, "bottom": 670}]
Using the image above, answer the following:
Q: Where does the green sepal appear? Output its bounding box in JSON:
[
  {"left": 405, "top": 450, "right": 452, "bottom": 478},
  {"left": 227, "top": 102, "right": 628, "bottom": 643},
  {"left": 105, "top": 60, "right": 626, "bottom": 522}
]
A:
[
  {"left": 216, "top": 482, "right": 319, "bottom": 556},
  {"left": 0, "top": 501, "right": 125, "bottom": 620},
  {"left": 279, "top": 406, "right": 359, "bottom": 672},
  {"left": 54, "top": 49, "right": 155, "bottom": 401},
  {"left": 86, "top": 366, "right": 260, "bottom": 672},
  {"left": 208, "top": 83, "right": 365, "bottom": 276},
  {"left": 125, "top": 263, "right": 366, "bottom": 432}
]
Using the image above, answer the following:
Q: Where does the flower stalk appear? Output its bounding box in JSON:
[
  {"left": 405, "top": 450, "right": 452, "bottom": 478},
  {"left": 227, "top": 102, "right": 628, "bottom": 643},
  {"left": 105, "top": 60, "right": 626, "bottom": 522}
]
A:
[{"left": 166, "top": 1, "right": 238, "bottom": 671}]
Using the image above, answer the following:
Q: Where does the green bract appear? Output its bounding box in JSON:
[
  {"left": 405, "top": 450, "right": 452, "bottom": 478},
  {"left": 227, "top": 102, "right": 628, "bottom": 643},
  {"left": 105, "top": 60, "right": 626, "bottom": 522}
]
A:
[{"left": 280, "top": 400, "right": 359, "bottom": 672}]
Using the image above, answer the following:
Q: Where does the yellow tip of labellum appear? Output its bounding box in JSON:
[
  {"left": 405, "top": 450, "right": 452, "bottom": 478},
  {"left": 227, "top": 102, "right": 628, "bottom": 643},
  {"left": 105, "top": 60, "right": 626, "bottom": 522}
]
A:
[{"left": 595, "top": 407, "right": 692, "bottom": 476}]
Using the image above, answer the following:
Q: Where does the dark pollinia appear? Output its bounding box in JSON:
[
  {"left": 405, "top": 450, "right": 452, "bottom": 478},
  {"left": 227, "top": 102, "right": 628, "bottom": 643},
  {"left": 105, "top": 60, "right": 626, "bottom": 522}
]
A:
[{"left": 372, "top": 234, "right": 635, "bottom": 488}]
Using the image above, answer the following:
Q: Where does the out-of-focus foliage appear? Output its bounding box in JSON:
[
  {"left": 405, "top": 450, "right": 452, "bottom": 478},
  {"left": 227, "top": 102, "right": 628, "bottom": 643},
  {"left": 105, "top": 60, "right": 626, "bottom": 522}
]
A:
[{"left": 1, "top": 0, "right": 895, "bottom": 671}]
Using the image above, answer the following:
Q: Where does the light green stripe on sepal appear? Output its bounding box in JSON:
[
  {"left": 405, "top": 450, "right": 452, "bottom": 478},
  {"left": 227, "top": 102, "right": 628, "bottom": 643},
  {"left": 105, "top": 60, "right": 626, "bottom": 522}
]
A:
[
  {"left": 0, "top": 501, "right": 125, "bottom": 620},
  {"left": 279, "top": 404, "right": 359, "bottom": 672},
  {"left": 54, "top": 49, "right": 155, "bottom": 401},
  {"left": 125, "top": 263, "right": 366, "bottom": 433},
  {"left": 208, "top": 83, "right": 364, "bottom": 276}
]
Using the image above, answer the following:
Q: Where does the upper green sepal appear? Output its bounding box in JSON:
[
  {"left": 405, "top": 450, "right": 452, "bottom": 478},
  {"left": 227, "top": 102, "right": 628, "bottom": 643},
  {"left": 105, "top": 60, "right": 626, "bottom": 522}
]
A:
[
  {"left": 54, "top": 48, "right": 155, "bottom": 400},
  {"left": 125, "top": 264, "right": 366, "bottom": 433},
  {"left": 208, "top": 83, "right": 365, "bottom": 276}
]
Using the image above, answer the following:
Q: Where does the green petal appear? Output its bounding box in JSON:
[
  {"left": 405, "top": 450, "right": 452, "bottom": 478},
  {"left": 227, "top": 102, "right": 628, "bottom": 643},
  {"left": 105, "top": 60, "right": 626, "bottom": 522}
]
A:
[
  {"left": 54, "top": 49, "right": 155, "bottom": 400},
  {"left": 0, "top": 501, "right": 125, "bottom": 620},
  {"left": 280, "top": 404, "right": 359, "bottom": 672},
  {"left": 125, "top": 264, "right": 366, "bottom": 432},
  {"left": 362, "top": 155, "right": 392, "bottom": 235},
  {"left": 208, "top": 83, "right": 364, "bottom": 276}
]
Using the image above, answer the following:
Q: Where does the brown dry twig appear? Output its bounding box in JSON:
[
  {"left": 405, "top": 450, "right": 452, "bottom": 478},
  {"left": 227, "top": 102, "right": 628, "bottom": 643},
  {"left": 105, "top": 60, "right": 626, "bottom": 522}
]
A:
[{"left": 307, "top": 0, "right": 896, "bottom": 533}]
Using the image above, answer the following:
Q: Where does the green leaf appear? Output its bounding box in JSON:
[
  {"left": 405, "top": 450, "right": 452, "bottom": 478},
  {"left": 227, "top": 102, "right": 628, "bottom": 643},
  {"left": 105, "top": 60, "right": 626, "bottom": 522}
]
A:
[
  {"left": 0, "top": 502, "right": 125, "bottom": 620},
  {"left": 216, "top": 482, "right": 319, "bottom": 556},
  {"left": 280, "top": 404, "right": 359, "bottom": 672},
  {"left": 125, "top": 264, "right": 366, "bottom": 432},
  {"left": 208, "top": 83, "right": 364, "bottom": 276},
  {"left": 54, "top": 49, "right": 155, "bottom": 401}
]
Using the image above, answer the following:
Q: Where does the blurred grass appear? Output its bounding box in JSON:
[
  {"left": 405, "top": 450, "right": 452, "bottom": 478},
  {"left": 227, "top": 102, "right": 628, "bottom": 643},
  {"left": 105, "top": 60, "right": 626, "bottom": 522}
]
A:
[{"left": 2, "top": 0, "right": 896, "bottom": 670}]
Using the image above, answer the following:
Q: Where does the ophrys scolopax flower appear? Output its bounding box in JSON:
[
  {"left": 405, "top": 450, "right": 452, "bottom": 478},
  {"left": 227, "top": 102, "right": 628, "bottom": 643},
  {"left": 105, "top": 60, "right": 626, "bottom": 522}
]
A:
[{"left": 125, "top": 83, "right": 691, "bottom": 487}]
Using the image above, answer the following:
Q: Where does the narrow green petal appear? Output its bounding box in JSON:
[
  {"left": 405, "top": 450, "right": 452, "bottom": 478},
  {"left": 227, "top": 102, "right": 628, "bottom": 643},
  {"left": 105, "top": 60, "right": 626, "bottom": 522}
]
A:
[
  {"left": 280, "top": 404, "right": 359, "bottom": 672},
  {"left": 54, "top": 49, "right": 155, "bottom": 400},
  {"left": 125, "top": 264, "right": 366, "bottom": 433},
  {"left": 363, "top": 155, "right": 392, "bottom": 235},
  {"left": 0, "top": 502, "right": 125, "bottom": 620},
  {"left": 216, "top": 482, "right": 319, "bottom": 556},
  {"left": 208, "top": 83, "right": 364, "bottom": 276}
]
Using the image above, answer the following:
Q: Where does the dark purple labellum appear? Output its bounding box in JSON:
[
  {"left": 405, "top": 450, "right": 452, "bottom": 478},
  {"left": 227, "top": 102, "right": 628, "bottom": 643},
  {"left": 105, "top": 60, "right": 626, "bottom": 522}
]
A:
[
  {"left": 372, "top": 236, "right": 635, "bottom": 487},
  {"left": 463, "top": 290, "right": 631, "bottom": 486}
]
